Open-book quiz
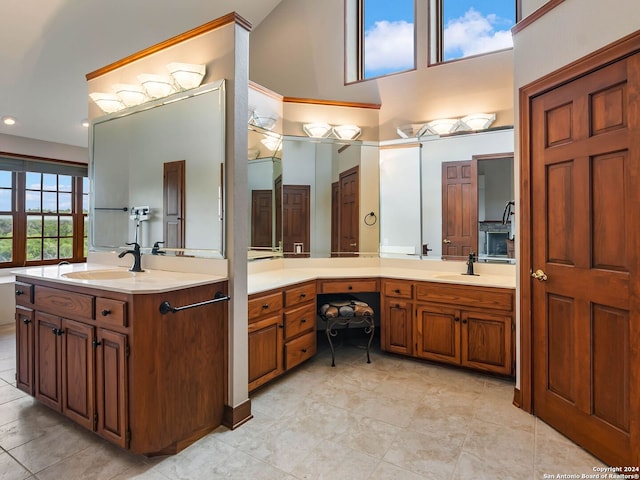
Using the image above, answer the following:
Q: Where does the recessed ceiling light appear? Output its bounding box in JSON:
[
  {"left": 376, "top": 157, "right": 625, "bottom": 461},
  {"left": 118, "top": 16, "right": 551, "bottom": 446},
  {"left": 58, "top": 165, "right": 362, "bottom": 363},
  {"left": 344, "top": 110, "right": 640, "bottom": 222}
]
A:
[
  {"left": 81, "top": 119, "right": 89, "bottom": 128},
  {"left": 2, "top": 116, "right": 16, "bottom": 126}
]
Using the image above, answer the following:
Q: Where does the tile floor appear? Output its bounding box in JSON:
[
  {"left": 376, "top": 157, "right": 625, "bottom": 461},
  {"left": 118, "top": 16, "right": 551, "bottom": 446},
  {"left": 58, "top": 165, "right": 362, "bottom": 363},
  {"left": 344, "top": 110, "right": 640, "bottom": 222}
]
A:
[{"left": 0, "top": 323, "right": 605, "bottom": 479}]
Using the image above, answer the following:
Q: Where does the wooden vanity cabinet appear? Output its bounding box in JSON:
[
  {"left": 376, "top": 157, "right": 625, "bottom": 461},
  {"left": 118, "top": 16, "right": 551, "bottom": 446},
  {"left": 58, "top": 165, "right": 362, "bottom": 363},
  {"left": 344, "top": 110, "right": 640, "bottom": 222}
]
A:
[
  {"left": 283, "top": 281, "right": 316, "bottom": 370},
  {"left": 15, "top": 276, "right": 228, "bottom": 456},
  {"left": 381, "top": 279, "right": 414, "bottom": 356}
]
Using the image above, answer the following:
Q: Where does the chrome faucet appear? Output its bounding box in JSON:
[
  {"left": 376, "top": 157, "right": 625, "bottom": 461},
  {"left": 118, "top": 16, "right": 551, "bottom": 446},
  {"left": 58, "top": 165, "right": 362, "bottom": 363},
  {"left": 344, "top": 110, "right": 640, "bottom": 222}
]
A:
[
  {"left": 118, "top": 242, "right": 144, "bottom": 272},
  {"left": 463, "top": 252, "right": 477, "bottom": 276}
]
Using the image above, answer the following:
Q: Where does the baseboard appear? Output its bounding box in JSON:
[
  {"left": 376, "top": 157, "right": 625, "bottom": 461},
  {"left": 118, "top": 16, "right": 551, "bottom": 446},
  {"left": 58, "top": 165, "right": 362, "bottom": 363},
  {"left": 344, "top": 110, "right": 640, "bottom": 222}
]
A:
[
  {"left": 512, "top": 387, "right": 522, "bottom": 408},
  {"left": 222, "top": 399, "right": 253, "bottom": 430}
]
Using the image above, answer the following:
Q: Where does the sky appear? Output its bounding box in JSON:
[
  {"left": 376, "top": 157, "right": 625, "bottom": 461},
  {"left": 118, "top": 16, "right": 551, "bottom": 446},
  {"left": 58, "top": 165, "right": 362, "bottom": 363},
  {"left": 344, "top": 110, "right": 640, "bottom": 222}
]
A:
[{"left": 364, "top": 0, "right": 515, "bottom": 78}]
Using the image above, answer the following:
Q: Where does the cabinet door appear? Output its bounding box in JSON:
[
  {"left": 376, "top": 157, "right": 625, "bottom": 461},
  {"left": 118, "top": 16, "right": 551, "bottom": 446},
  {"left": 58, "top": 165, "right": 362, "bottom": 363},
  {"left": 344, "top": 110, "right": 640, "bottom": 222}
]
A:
[
  {"left": 96, "top": 328, "right": 128, "bottom": 448},
  {"left": 15, "top": 306, "right": 34, "bottom": 395},
  {"left": 382, "top": 299, "right": 413, "bottom": 356},
  {"left": 415, "top": 304, "right": 460, "bottom": 365},
  {"left": 461, "top": 310, "right": 512, "bottom": 375},
  {"left": 35, "top": 312, "right": 62, "bottom": 411},
  {"left": 248, "top": 314, "right": 283, "bottom": 392},
  {"left": 61, "top": 318, "right": 95, "bottom": 430}
]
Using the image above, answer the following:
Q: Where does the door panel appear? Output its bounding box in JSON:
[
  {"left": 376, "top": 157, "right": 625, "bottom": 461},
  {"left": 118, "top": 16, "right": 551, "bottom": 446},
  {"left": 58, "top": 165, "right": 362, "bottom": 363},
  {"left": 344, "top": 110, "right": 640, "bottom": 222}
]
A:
[
  {"left": 415, "top": 304, "right": 460, "bottom": 365},
  {"left": 442, "top": 161, "right": 478, "bottom": 258},
  {"left": 15, "top": 307, "right": 34, "bottom": 395},
  {"left": 35, "top": 312, "right": 61, "bottom": 411},
  {"left": 251, "top": 190, "right": 273, "bottom": 248},
  {"left": 339, "top": 166, "right": 359, "bottom": 255},
  {"left": 282, "top": 185, "right": 310, "bottom": 257},
  {"left": 531, "top": 54, "right": 639, "bottom": 466},
  {"left": 61, "top": 318, "right": 94, "bottom": 430},
  {"left": 163, "top": 160, "right": 185, "bottom": 248}
]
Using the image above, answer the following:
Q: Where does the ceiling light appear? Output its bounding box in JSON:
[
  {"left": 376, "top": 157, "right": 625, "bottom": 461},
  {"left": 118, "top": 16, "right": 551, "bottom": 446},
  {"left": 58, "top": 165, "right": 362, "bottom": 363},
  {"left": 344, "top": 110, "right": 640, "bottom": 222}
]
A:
[
  {"left": 114, "top": 83, "right": 148, "bottom": 107},
  {"left": 137, "top": 74, "right": 176, "bottom": 99},
  {"left": 167, "top": 62, "right": 206, "bottom": 90},
  {"left": 460, "top": 113, "right": 496, "bottom": 130},
  {"left": 332, "top": 125, "right": 361, "bottom": 140},
  {"left": 1, "top": 116, "right": 16, "bottom": 126},
  {"left": 303, "top": 122, "right": 332, "bottom": 138},
  {"left": 89, "top": 93, "right": 125, "bottom": 113}
]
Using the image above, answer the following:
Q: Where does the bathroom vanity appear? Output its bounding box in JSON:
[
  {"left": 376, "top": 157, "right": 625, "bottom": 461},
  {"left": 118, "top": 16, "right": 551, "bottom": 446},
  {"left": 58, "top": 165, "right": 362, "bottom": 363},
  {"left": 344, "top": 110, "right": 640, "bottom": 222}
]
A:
[{"left": 14, "top": 265, "right": 228, "bottom": 456}]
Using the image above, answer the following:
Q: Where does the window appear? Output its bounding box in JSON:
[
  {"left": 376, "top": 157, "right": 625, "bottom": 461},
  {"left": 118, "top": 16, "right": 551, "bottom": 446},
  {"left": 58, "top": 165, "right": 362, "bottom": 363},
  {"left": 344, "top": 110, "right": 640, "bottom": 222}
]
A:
[
  {"left": 432, "top": 0, "right": 515, "bottom": 63},
  {"left": 0, "top": 157, "right": 88, "bottom": 267},
  {"left": 350, "top": 0, "right": 415, "bottom": 81}
]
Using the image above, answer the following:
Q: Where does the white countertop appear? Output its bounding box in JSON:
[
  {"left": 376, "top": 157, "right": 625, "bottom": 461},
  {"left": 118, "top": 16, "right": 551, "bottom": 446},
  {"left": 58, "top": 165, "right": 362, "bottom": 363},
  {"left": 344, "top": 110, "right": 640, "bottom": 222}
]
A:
[
  {"left": 13, "top": 263, "right": 227, "bottom": 294},
  {"left": 248, "top": 264, "right": 516, "bottom": 295}
]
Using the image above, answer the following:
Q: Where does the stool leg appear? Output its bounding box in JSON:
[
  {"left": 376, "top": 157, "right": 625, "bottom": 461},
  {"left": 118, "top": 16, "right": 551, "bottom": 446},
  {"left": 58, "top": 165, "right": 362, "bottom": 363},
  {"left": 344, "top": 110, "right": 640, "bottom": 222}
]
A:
[
  {"left": 365, "top": 319, "right": 374, "bottom": 364},
  {"left": 326, "top": 322, "right": 336, "bottom": 367}
]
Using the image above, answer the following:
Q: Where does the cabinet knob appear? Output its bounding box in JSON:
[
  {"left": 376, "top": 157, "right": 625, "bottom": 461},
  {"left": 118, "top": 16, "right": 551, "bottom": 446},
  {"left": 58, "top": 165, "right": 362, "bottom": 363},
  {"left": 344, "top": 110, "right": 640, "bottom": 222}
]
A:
[
  {"left": 22, "top": 318, "right": 31, "bottom": 325},
  {"left": 301, "top": 348, "right": 307, "bottom": 353},
  {"left": 394, "top": 289, "right": 400, "bottom": 294},
  {"left": 52, "top": 328, "right": 64, "bottom": 336},
  {"left": 262, "top": 304, "right": 270, "bottom": 309},
  {"left": 278, "top": 324, "right": 284, "bottom": 329},
  {"left": 301, "top": 318, "right": 307, "bottom": 323},
  {"left": 462, "top": 319, "right": 468, "bottom": 324},
  {"left": 92, "top": 339, "right": 102, "bottom": 348},
  {"left": 300, "top": 293, "right": 306, "bottom": 298},
  {"left": 348, "top": 285, "right": 353, "bottom": 290},
  {"left": 15, "top": 290, "right": 23, "bottom": 296},
  {"left": 101, "top": 309, "right": 111, "bottom": 316},
  {"left": 454, "top": 317, "right": 460, "bottom": 322}
]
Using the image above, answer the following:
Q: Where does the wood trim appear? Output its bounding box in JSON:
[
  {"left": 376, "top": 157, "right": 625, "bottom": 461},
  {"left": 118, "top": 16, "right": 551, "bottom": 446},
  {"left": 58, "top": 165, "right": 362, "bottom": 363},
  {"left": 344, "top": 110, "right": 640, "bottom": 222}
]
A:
[
  {"left": 512, "top": 387, "right": 522, "bottom": 408},
  {"left": 249, "top": 81, "right": 283, "bottom": 101},
  {"left": 472, "top": 152, "right": 514, "bottom": 161},
  {"left": 379, "top": 143, "right": 421, "bottom": 150},
  {"left": 222, "top": 399, "right": 253, "bottom": 430},
  {"left": 518, "top": 29, "right": 640, "bottom": 415},
  {"left": 283, "top": 96, "right": 381, "bottom": 110},
  {"left": 511, "top": 0, "right": 565, "bottom": 35},
  {"left": 86, "top": 12, "right": 252, "bottom": 80}
]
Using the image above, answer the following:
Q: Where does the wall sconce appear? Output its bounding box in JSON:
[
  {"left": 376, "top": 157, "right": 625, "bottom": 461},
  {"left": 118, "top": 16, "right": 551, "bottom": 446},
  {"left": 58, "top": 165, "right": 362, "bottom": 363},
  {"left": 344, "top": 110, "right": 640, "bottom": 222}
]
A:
[
  {"left": 89, "top": 93, "right": 125, "bottom": 113},
  {"left": 114, "top": 84, "right": 147, "bottom": 107},
  {"left": 303, "top": 123, "right": 332, "bottom": 138},
  {"left": 137, "top": 74, "right": 176, "bottom": 99},
  {"left": 332, "top": 124, "right": 361, "bottom": 140},
  {"left": 460, "top": 113, "right": 496, "bottom": 130},
  {"left": 167, "top": 62, "right": 206, "bottom": 90}
]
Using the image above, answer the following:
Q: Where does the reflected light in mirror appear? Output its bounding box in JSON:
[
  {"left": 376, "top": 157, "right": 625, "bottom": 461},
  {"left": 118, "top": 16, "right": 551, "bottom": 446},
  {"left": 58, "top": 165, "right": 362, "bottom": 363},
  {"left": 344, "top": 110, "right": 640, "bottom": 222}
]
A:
[
  {"left": 138, "top": 74, "right": 176, "bottom": 99},
  {"left": 114, "top": 84, "right": 147, "bottom": 107},
  {"left": 248, "top": 147, "right": 260, "bottom": 159},
  {"left": 333, "top": 124, "right": 361, "bottom": 140},
  {"left": 89, "top": 93, "right": 125, "bottom": 113},
  {"left": 260, "top": 136, "right": 281, "bottom": 151},
  {"left": 461, "top": 113, "right": 496, "bottom": 130},
  {"left": 303, "top": 122, "right": 332, "bottom": 138},
  {"left": 167, "top": 62, "right": 206, "bottom": 90}
]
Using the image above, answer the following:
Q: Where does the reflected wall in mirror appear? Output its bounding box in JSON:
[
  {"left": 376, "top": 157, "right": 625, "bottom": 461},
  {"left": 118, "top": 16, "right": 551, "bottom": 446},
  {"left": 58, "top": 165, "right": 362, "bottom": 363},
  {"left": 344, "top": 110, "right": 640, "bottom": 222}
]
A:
[
  {"left": 248, "top": 125, "right": 283, "bottom": 259},
  {"left": 91, "top": 81, "right": 225, "bottom": 257},
  {"left": 280, "top": 137, "right": 379, "bottom": 258}
]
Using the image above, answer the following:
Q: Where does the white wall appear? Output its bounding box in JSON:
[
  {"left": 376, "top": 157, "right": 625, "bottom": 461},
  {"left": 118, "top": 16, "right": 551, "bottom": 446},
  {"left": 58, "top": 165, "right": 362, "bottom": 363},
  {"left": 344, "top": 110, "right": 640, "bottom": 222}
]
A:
[{"left": 0, "top": 133, "right": 88, "bottom": 164}]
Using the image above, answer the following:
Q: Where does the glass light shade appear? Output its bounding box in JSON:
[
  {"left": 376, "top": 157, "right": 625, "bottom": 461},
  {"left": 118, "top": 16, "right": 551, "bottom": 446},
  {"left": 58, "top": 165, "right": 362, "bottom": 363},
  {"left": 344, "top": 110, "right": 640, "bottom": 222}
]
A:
[
  {"left": 89, "top": 93, "right": 125, "bottom": 113},
  {"left": 333, "top": 124, "right": 361, "bottom": 140},
  {"left": 425, "top": 118, "right": 463, "bottom": 135},
  {"left": 252, "top": 115, "right": 278, "bottom": 131},
  {"left": 460, "top": 113, "right": 496, "bottom": 130},
  {"left": 396, "top": 124, "right": 424, "bottom": 138},
  {"left": 166, "top": 62, "right": 206, "bottom": 90},
  {"left": 1, "top": 116, "right": 16, "bottom": 126},
  {"left": 114, "top": 84, "right": 147, "bottom": 107},
  {"left": 260, "top": 136, "right": 281, "bottom": 151},
  {"left": 137, "top": 74, "right": 176, "bottom": 99},
  {"left": 303, "top": 122, "right": 332, "bottom": 138},
  {"left": 248, "top": 147, "right": 260, "bottom": 160}
]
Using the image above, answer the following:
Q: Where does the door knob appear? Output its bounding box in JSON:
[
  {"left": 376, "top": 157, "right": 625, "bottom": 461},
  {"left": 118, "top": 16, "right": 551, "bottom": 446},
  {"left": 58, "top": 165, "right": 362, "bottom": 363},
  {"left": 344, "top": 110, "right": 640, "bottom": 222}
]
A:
[
  {"left": 350, "top": 243, "right": 357, "bottom": 247},
  {"left": 531, "top": 269, "right": 548, "bottom": 281},
  {"left": 443, "top": 239, "right": 451, "bottom": 244}
]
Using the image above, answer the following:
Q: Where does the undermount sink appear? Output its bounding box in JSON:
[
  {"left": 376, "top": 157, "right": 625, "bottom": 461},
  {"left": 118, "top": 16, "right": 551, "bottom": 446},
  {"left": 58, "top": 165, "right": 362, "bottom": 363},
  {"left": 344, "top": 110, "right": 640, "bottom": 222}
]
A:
[{"left": 62, "top": 269, "right": 137, "bottom": 280}]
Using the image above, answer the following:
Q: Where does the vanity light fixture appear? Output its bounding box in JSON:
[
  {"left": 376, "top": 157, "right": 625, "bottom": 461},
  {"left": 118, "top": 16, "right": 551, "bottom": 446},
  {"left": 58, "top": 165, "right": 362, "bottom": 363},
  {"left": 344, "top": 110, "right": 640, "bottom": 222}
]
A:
[
  {"left": 422, "top": 118, "right": 464, "bottom": 136},
  {"left": 332, "top": 124, "right": 361, "bottom": 140},
  {"left": 396, "top": 124, "right": 425, "bottom": 139},
  {"left": 248, "top": 147, "right": 260, "bottom": 160},
  {"left": 114, "top": 84, "right": 148, "bottom": 107},
  {"left": 460, "top": 113, "right": 496, "bottom": 131},
  {"left": 1, "top": 116, "right": 16, "bottom": 126},
  {"left": 260, "top": 136, "right": 282, "bottom": 152},
  {"left": 167, "top": 62, "right": 206, "bottom": 90},
  {"left": 303, "top": 122, "right": 332, "bottom": 138},
  {"left": 89, "top": 93, "right": 125, "bottom": 114},
  {"left": 137, "top": 74, "right": 176, "bottom": 99}
]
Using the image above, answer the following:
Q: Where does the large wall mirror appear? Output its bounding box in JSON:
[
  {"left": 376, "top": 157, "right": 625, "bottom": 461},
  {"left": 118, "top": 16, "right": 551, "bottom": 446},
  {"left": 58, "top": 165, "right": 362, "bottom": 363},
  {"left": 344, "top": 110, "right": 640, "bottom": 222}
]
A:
[
  {"left": 380, "top": 128, "right": 515, "bottom": 263},
  {"left": 90, "top": 81, "right": 226, "bottom": 258}
]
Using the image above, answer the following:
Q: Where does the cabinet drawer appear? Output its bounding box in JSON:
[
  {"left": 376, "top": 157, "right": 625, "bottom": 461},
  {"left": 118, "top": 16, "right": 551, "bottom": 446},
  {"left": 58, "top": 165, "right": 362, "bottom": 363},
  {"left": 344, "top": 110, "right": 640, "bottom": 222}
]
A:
[
  {"left": 15, "top": 281, "right": 34, "bottom": 306},
  {"left": 248, "top": 292, "right": 283, "bottom": 322},
  {"left": 383, "top": 280, "right": 413, "bottom": 299},
  {"left": 284, "top": 303, "right": 316, "bottom": 340},
  {"left": 415, "top": 282, "right": 513, "bottom": 312},
  {"left": 318, "top": 278, "right": 379, "bottom": 294},
  {"left": 34, "top": 286, "right": 94, "bottom": 321},
  {"left": 284, "top": 282, "right": 316, "bottom": 308},
  {"left": 95, "top": 297, "right": 127, "bottom": 327},
  {"left": 285, "top": 331, "right": 316, "bottom": 370}
]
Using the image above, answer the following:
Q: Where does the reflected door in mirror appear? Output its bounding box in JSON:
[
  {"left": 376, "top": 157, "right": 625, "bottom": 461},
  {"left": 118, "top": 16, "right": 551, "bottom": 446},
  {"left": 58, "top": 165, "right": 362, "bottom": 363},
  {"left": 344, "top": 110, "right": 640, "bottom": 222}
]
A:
[
  {"left": 163, "top": 160, "right": 185, "bottom": 248},
  {"left": 338, "top": 166, "right": 359, "bottom": 256},
  {"left": 283, "top": 185, "right": 310, "bottom": 257},
  {"left": 251, "top": 190, "right": 273, "bottom": 247},
  {"left": 442, "top": 161, "right": 478, "bottom": 259}
]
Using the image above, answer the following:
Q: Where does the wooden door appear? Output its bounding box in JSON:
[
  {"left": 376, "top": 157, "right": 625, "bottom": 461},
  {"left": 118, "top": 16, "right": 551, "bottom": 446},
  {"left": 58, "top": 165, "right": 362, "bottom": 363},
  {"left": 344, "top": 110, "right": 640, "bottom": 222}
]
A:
[
  {"left": 248, "top": 315, "right": 283, "bottom": 392},
  {"left": 383, "top": 299, "right": 413, "bottom": 356},
  {"left": 35, "top": 312, "right": 62, "bottom": 411},
  {"left": 461, "top": 310, "right": 512, "bottom": 375},
  {"left": 442, "top": 161, "right": 477, "bottom": 258},
  {"left": 96, "top": 328, "right": 128, "bottom": 448},
  {"left": 274, "top": 175, "right": 283, "bottom": 251},
  {"left": 61, "top": 318, "right": 94, "bottom": 430},
  {"left": 415, "top": 304, "right": 460, "bottom": 365},
  {"left": 339, "top": 166, "right": 359, "bottom": 255},
  {"left": 282, "top": 185, "right": 310, "bottom": 256},
  {"left": 531, "top": 55, "right": 640, "bottom": 466},
  {"left": 251, "top": 190, "right": 272, "bottom": 248},
  {"left": 15, "top": 306, "right": 34, "bottom": 395},
  {"left": 163, "top": 160, "right": 185, "bottom": 248}
]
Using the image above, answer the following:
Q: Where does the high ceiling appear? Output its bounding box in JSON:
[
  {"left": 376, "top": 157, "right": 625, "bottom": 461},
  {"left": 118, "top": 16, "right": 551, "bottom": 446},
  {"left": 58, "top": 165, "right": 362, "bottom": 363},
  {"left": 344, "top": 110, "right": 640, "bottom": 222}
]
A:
[{"left": 0, "top": 0, "right": 284, "bottom": 149}]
